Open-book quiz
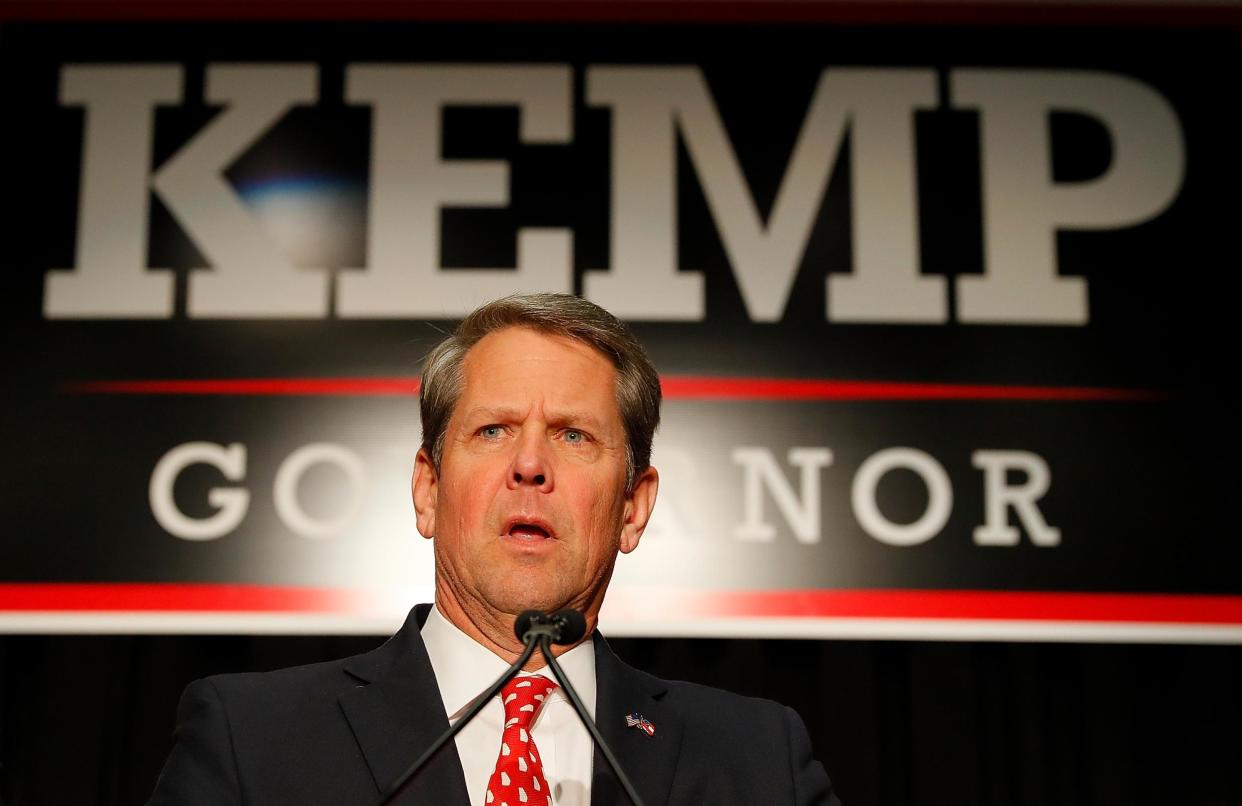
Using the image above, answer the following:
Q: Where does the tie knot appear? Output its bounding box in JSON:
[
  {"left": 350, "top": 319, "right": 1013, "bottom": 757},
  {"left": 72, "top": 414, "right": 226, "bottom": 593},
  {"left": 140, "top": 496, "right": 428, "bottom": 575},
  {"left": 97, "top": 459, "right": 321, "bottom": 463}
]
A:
[{"left": 500, "top": 674, "right": 558, "bottom": 728}]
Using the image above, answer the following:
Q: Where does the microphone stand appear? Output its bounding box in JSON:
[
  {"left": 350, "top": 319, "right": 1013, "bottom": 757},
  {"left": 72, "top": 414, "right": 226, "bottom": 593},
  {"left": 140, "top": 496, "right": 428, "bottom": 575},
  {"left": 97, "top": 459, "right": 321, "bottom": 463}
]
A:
[
  {"left": 373, "top": 610, "right": 646, "bottom": 806},
  {"left": 537, "top": 634, "right": 647, "bottom": 806},
  {"left": 371, "top": 638, "right": 537, "bottom": 806}
]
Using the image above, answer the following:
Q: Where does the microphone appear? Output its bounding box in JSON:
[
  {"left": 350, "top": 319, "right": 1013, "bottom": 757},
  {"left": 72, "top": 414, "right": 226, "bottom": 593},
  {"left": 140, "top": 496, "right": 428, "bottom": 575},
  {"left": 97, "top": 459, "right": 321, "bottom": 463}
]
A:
[{"left": 515, "top": 608, "right": 587, "bottom": 646}]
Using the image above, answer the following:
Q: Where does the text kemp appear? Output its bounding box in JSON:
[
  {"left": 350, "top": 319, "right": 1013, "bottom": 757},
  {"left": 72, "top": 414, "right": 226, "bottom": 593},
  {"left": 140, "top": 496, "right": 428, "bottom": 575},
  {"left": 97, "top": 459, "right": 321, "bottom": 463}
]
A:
[{"left": 46, "top": 64, "right": 1183, "bottom": 323}]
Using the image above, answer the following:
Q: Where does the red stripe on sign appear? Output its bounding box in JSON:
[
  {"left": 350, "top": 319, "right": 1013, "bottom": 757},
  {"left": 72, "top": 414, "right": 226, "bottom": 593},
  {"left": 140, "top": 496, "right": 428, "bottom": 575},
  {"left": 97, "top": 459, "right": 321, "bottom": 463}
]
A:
[
  {"left": 65, "top": 376, "right": 1163, "bottom": 401},
  {"left": 1, "top": 585, "right": 1239, "bottom": 624},
  {"left": 659, "top": 377, "right": 1163, "bottom": 401},
  {"left": 66, "top": 378, "right": 421, "bottom": 396},
  {"left": 0, "top": 583, "right": 359, "bottom": 612},
  {"left": 677, "top": 590, "right": 1242, "bottom": 624}
]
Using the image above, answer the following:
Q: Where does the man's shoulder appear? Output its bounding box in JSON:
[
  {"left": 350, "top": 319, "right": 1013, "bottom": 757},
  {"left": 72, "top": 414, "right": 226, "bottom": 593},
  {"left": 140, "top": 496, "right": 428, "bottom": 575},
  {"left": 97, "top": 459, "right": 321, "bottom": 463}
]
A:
[
  {"left": 606, "top": 658, "right": 838, "bottom": 803},
  {"left": 664, "top": 674, "right": 797, "bottom": 724},
  {"left": 199, "top": 655, "right": 347, "bottom": 695},
  {"left": 614, "top": 657, "right": 801, "bottom": 735},
  {"left": 189, "top": 636, "right": 396, "bottom": 715},
  {"left": 151, "top": 636, "right": 414, "bottom": 804}
]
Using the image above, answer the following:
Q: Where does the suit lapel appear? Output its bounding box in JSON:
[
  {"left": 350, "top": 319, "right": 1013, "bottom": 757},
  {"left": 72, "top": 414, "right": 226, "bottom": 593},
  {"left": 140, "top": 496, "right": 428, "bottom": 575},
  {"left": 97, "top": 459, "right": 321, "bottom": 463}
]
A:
[
  {"left": 339, "top": 605, "right": 472, "bottom": 805},
  {"left": 591, "top": 634, "right": 683, "bottom": 806}
]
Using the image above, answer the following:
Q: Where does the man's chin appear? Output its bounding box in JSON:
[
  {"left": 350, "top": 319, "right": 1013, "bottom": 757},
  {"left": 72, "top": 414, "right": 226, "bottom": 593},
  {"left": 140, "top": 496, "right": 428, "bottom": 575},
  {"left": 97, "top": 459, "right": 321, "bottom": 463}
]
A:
[
  {"left": 484, "top": 587, "right": 568, "bottom": 620},
  {"left": 477, "top": 571, "right": 605, "bottom": 624}
]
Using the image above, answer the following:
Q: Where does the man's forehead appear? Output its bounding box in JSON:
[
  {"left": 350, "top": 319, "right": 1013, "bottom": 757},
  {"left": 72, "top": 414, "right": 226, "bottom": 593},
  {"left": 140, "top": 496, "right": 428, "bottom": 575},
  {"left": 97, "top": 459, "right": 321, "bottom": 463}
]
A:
[
  {"left": 459, "top": 328, "right": 615, "bottom": 383},
  {"left": 457, "top": 404, "right": 610, "bottom": 429},
  {"left": 453, "top": 327, "right": 621, "bottom": 421}
]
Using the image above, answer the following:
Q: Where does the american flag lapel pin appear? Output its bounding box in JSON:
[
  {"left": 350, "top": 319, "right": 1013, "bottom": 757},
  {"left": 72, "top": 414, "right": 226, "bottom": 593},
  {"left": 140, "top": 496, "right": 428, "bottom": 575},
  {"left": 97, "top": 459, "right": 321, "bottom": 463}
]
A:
[{"left": 625, "top": 712, "right": 655, "bottom": 737}]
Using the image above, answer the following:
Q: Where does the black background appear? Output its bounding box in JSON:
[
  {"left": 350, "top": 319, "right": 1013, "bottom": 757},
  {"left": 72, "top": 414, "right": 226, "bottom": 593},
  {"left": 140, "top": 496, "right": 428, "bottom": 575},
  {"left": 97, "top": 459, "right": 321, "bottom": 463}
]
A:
[{"left": 0, "top": 20, "right": 1236, "bottom": 594}]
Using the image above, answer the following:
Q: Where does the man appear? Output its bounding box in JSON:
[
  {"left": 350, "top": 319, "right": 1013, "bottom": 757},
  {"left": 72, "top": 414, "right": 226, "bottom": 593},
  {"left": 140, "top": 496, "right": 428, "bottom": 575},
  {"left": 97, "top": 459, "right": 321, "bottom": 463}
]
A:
[{"left": 150, "top": 293, "right": 840, "bottom": 805}]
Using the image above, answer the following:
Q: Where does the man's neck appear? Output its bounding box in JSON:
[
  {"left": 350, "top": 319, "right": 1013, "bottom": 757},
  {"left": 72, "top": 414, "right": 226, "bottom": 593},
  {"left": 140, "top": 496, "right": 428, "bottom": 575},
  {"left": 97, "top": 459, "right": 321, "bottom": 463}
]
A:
[{"left": 434, "top": 586, "right": 595, "bottom": 672}]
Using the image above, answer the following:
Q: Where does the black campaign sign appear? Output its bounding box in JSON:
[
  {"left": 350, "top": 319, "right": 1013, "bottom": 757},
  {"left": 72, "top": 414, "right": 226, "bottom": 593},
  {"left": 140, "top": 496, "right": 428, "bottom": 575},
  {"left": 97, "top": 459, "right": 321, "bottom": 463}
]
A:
[{"left": 0, "top": 20, "right": 1237, "bottom": 640}]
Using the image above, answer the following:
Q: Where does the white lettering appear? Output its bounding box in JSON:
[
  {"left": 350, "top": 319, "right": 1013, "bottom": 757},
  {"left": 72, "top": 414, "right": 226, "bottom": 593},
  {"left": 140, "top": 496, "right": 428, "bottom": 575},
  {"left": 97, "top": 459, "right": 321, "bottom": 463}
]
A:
[
  {"left": 952, "top": 69, "right": 1184, "bottom": 324},
  {"left": 340, "top": 65, "right": 573, "bottom": 317},
  {"left": 972, "top": 449, "right": 1061, "bottom": 546},
  {"left": 272, "top": 443, "right": 367, "bottom": 539},
  {"left": 824, "top": 70, "right": 944, "bottom": 322},
  {"left": 732, "top": 447, "right": 832, "bottom": 543},
  {"left": 149, "top": 442, "right": 249, "bottom": 540},
  {"left": 46, "top": 65, "right": 182, "bottom": 318},
  {"left": 157, "top": 64, "right": 326, "bottom": 317},
  {"left": 852, "top": 447, "right": 952, "bottom": 546},
  {"left": 46, "top": 63, "right": 1183, "bottom": 326},
  {"left": 584, "top": 67, "right": 705, "bottom": 320},
  {"left": 587, "top": 67, "right": 939, "bottom": 323}
]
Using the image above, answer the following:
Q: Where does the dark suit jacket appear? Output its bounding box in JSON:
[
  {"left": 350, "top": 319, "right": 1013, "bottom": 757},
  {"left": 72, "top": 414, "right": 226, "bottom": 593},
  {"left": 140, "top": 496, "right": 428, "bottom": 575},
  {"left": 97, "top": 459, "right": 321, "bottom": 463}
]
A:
[{"left": 149, "top": 605, "right": 840, "bottom": 805}]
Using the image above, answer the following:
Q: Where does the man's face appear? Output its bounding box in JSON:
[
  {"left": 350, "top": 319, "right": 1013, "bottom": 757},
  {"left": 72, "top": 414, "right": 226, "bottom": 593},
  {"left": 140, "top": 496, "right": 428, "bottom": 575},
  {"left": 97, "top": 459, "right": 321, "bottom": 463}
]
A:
[{"left": 413, "top": 326, "right": 658, "bottom": 622}]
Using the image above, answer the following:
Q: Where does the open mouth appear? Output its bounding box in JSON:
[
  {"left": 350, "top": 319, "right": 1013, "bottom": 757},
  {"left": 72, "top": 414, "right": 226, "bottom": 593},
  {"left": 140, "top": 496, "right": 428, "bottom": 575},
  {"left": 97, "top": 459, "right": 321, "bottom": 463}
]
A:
[{"left": 504, "top": 520, "right": 554, "bottom": 540}]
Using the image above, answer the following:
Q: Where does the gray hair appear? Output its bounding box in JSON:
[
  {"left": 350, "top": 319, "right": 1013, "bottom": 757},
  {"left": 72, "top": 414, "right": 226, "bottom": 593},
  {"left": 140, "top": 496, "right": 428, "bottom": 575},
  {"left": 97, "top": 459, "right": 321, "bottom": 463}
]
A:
[{"left": 420, "top": 293, "right": 661, "bottom": 489}]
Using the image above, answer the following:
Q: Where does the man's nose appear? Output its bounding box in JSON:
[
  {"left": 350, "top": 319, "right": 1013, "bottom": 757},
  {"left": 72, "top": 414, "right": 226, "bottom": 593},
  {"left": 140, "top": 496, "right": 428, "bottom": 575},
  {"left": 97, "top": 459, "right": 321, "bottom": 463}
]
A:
[{"left": 507, "top": 429, "right": 553, "bottom": 491}]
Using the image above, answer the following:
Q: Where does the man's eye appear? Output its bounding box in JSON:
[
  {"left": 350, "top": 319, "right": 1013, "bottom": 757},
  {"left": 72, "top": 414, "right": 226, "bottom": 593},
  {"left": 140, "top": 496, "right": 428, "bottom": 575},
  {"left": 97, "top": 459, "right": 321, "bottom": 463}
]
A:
[
  {"left": 480, "top": 426, "right": 504, "bottom": 439},
  {"left": 563, "top": 429, "right": 585, "bottom": 443}
]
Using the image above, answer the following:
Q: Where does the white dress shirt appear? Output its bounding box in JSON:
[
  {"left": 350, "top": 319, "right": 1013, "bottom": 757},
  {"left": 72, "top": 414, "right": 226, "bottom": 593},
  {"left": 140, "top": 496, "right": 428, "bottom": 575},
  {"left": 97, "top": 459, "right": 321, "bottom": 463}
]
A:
[{"left": 421, "top": 605, "right": 596, "bottom": 806}]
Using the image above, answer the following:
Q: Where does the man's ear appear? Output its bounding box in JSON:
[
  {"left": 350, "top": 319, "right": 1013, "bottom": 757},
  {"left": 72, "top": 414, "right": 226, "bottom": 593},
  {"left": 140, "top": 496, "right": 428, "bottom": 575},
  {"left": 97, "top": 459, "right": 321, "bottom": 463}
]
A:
[
  {"left": 618, "top": 465, "right": 659, "bottom": 554},
  {"left": 412, "top": 448, "right": 438, "bottom": 539}
]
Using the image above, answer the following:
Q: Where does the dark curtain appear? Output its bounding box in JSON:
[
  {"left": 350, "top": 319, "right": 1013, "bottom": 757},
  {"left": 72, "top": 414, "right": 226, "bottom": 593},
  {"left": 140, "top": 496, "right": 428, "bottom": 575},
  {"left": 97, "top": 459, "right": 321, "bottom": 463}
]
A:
[{"left": 1, "top": 634, "right": 1238, "bottom": 805}]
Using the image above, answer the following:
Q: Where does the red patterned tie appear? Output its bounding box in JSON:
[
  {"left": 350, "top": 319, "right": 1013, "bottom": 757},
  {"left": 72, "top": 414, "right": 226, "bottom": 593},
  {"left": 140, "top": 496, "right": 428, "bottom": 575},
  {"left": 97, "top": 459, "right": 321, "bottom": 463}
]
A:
[{"left": 484, "top": 674, "right": 558, "bottom": 806}]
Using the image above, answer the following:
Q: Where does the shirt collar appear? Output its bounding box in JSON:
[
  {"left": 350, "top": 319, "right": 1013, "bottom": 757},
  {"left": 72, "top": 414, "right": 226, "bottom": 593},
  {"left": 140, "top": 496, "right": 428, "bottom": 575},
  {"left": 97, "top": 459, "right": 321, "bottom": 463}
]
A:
[{"left": 421, "top": 604, "right": 597, "bottom": 720}]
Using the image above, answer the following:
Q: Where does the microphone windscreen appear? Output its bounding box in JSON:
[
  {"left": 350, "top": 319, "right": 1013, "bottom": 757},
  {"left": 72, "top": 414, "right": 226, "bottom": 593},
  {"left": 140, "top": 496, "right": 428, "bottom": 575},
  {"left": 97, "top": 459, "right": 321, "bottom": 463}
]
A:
[
  {"left": 551, "top": 609, "right": 587, "bottom": 644},
  {"left": 515, "top": 610, "right": 544, "bottom": 643}
]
